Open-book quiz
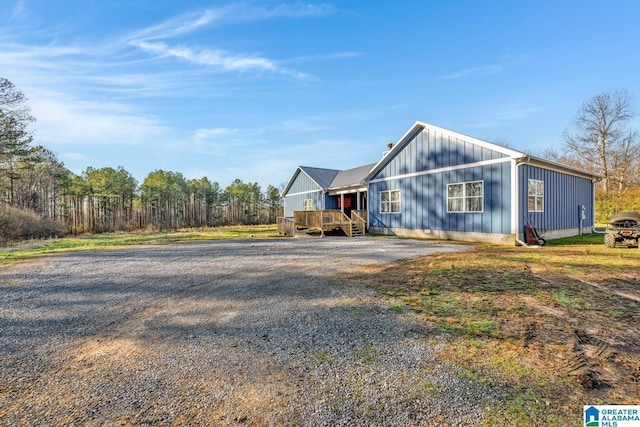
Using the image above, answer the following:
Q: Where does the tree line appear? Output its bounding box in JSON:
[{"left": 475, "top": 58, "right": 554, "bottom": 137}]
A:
[
  {"left": 3, "top": 76, "right": 640, "bottom": 243},
  {"left": 0, "top": 77, "right": 283, "bottom": 243}
]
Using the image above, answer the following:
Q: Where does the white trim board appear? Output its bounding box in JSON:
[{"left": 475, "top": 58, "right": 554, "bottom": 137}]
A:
[
  {"left": 368, "top": 157, "right": 511, "bottom": 184},
  {"left": 284, "top": 189, "right": 324, "bottom": 197}
]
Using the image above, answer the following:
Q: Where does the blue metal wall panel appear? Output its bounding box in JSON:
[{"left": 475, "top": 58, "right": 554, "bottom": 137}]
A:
[
  {"left": 368, "top": 162, "right": 512, "bottom": 234},
  {"left": 283, "top": 191, "right": 324, "bottom": 217},
  {"left": 283, "top": 169, "right": 326, "bottom": 216},
  {"left": 325, "top": 194, "right": 338, "bottom": 210},
  {"left": 518, "top": 165, "right": 594, "bottom": 233},
  {"left": 287, "top": 170, "right": 322, "bottom": 194},
  {"left": 375, "top": 129, "right": 508, "bottom": 180}
]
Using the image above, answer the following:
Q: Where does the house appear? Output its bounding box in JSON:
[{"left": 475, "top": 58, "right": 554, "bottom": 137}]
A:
[
  {"left": 279, "top": 164, "right": 373, "bottom": 237},
  {"left": 281, "top": 121, "right": 599, "bottom": 245},
  {"left": 282, "top": 164, "right": 374, "bottom": 217}
]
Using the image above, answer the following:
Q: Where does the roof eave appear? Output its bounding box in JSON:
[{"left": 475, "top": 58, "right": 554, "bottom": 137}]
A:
[
  {"left": 281, "top": 166, "right": 329, "bottom": 197},
  {"left": 514, "top": 154, "right": 601, "bottom": 180}
]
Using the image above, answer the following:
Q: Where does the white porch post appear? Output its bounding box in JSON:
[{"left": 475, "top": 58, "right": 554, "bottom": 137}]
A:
[
  {"left": 340, "top": 194, "right": 344, "bottom": 213},
  {"left": 356, "top": 191, "right": 361, "bottom": 210}
]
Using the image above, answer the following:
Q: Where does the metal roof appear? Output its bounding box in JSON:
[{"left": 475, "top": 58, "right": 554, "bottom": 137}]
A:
[
  {"left": 299, "top": 166, "right": 340, "bottom": 189},
  {"left": 329, "top": 163, "right": 376, "bottom": 190}
]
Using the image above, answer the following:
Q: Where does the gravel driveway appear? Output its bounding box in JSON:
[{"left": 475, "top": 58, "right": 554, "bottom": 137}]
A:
[{"left": 0, "top": 237, "right": 499, "bottom": 426}]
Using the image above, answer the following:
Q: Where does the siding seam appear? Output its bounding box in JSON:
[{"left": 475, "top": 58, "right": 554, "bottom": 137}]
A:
[{"left": 370, "top": 157, "right": 512, "bottom": 183}]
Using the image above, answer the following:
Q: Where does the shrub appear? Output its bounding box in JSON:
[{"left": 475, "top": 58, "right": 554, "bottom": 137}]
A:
[{"left": 0, "top": 205, "right": 63, "bottom": 245}]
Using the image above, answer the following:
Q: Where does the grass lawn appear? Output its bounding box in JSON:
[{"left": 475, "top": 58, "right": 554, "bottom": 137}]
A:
[
  {"left": 0, "top": 225, "right": 279, "bottom": 264},
  {"left": 345, "top": 233, "right": 640, "bottom": 426}
]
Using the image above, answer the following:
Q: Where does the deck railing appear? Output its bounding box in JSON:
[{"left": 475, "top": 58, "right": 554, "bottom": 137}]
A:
[
  {"left": 351, "top": 210, "right": 367, "bottom": 234},
  {"left": 292, "top": 210, "right": 366, "bottom": 237},
  {"left": 276, "top": 217, "right": 296, "bottom": 236}
]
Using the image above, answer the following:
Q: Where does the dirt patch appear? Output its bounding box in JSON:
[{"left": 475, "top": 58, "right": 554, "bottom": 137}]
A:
[{"left": 344, "top": 243, "right": 640, "bottom": 424}]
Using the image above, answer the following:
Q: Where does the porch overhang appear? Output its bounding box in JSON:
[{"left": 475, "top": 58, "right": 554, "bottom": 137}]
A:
[{"left": 327, "top": 184, "right": 367, "bottom": 196}]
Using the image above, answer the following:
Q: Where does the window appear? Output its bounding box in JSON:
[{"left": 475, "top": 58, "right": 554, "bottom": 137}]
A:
[
  {"left": 303, "top": 199, "right": 313, "bottom": 210},
  {"left": 528, "top": 179, "right": 544, "bottom": 212},
  {"left": 380, "top": 190, "right": 401, "bottom": 213},
  {"left": 447, "top": 181, "right": 483, "bottom": 212}
]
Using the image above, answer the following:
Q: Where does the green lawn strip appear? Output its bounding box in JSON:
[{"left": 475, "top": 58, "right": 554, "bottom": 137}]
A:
[{"left": 0, "top": 225, "right": 279, "bottom": 264}]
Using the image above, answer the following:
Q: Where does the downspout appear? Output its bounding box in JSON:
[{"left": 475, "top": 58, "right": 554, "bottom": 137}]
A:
[{"left": 514, "top": 156, "right": 541, "bottom": 248}]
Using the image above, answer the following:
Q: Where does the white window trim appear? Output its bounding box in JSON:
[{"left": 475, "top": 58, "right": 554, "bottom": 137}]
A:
[
  {"left": 380, "top": 189, "right": 401, "bottom": 214},
  {"left": 447, "top": 180, "right": 484, "bottom": 213},
  {"left": 528, "top": 179, "right": 544, "bottom": 212}
]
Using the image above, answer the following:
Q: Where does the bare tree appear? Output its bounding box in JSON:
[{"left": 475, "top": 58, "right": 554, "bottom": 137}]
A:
[{"left": 563, "top": 90, "right": 640, "bottom": 200}]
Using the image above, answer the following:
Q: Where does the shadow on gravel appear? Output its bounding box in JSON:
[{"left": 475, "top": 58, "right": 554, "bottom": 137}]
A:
[{"left": 0, "top": 239, "right": 488, "bottom": 426}]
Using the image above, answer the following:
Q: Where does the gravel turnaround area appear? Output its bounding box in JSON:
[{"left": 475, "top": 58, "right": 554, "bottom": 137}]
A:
[{"left": 0, "top": 237, "right": 502, "bottom": 426}]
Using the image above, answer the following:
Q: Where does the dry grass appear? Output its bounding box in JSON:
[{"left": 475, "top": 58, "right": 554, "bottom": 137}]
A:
[
  {"left": 0, "top": 225, "right": 279, "bottom": 265},
  {"left": 344, "top": 235, "right": 640, "bottom": 426}
]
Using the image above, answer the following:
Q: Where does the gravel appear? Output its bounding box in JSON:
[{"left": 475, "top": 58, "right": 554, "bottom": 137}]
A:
[{"left": 0, "top": 236, "right": 502, "bottom": 426}]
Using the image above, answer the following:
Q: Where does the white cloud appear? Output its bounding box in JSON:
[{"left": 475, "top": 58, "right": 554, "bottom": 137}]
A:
[
  {"left": 11, "top": 0, "right": 27, "bottom": 20},
  {"left": 440, "top": 54, "right": 527, "bottom": 80},
  {"left": 440, "top": 64, "right": 503, "bottom": 80},
  {"left": 193, "top": 127, "right": 238, "bottom": 141},
  {"left": 124, "top": 5, "right": 321, "bottom": 79},
  {"left": 281, "top": 51, "right": 362, "bottom": 65},
  {"left": 130, "top": 40, "right": 310, "bottom": 79},
  {"left": 28, "top": 89, "right": 168, "bottom": 147},
  {"left": 126, "top": 4, "right": 333, "bottom": 42},
  {"left": 126, "top": 9, "right": 224, "bottom": 42}
]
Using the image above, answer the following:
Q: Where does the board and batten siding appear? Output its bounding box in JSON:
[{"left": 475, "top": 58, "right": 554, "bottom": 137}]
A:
[
  {"left": 283, "top": 170, "right": 323, "bottom": 217},
  {"left": 287, "top": 170, "right": 321, "bottom": 194},
  {"left": 373, "top": 128, "right": 508, "bottom": 181},
  {"left": 284, "top": 192, "right": 325, "bottom": 217},
  {"left": 518, "top": 164, "right": 595, "bottom": 237},
  {"left": 283, "top": 169, "right": 340, "bottom": 217},
  {"left": 369, "top": 162, "right": 511, "bottom": 234},
  {"left": 368, "top": 128, "right": 513, "bottom": 239}
]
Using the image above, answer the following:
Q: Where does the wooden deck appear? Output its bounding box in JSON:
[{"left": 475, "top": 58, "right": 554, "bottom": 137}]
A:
[{"left": 277, "top": 210, "right": 366, "bottom": 237}]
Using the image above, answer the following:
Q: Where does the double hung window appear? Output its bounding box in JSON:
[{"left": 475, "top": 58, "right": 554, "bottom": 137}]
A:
[
  {"left": 447, "top": 181, "right": 483, "bottom": 213},
  {"left": 303, "top": 199, "right": 313, "bottom": 210},
  {"left": 380, "top": 190, "right": 401, "bottom": 213},
  {"left": 528, "top": 179, "right": 544, "bottom": 212}
]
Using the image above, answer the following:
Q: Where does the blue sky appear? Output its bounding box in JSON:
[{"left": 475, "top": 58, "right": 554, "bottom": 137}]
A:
[{"left": 2, "top": 1, "right": 639, "bottom": 190}]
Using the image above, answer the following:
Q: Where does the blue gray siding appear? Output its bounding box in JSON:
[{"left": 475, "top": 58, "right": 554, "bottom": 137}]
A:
[
  {"left": 283, "top": 169, "right": 340, "bottom": 216},
  {"left": 287, "top": 170, "right": 321, "bottom": 194},
  {"left": 284, "top": 191, "right": 323, "bottom": 217},
  {"left": 374, "top": 128, "right": 507, "bottom": 180},
  {"left": 369, "top": 162, "right": 512, "bottom": 234},
  {"left": 283, "top": 170, "right": 322, "bottom": 217},
  {"left": 518, "top": 165, "right": 594, "bottom": 233},
  {"left": 369, "top": 129, "right": 512, "bottom": 234}
]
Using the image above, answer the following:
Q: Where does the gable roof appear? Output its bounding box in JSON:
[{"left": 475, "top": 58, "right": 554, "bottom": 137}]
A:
[
  {"left": 365, "top": 121, "right": 522, "bottom": 182},
  {"left": 365, "top": 121, "right": 600, "bottom": 181},
  {"left": 281, "top": 166, "right": 340, "bottom": 196},
  {"left": 300, "top": 166, "right": 340, "bottom": 189},
  {"left": 282, "top": 163, "right": 376, "bottom": 197},
  {"left": 329, "top": 163, "right": 376, "bottom": 190}
]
